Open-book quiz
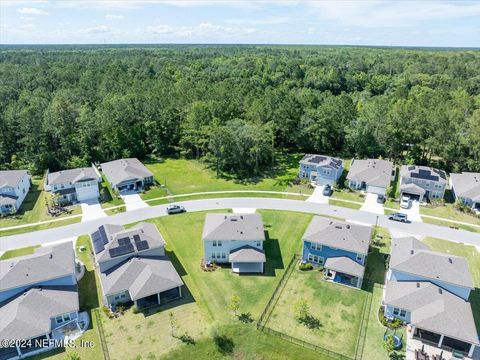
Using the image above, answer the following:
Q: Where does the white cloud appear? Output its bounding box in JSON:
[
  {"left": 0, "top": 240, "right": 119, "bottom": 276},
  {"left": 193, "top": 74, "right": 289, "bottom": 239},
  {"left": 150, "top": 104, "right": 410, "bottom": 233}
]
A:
[
  {"left": 225, "top": 16, "right": 291, "bottom": 25},
  {"left": 17, "top": 7, "right": 48, "bottom": 15},
  {"left": 105, "top": 14, "right": 124, "bottom": 20},
  {"left": 141, "top": 22, "right": 256, "bottom": 39},
  {"left": 79, "top": 25, "right": 115, "bottom": 35}
]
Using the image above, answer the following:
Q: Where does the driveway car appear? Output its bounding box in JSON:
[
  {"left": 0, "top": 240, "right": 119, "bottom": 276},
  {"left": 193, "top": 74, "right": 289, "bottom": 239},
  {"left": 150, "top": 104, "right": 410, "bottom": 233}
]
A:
[
  {"left": 166, "top": 204, "right": 186, "bottom": 215},
  {"left": 388, "top": 212, "right": 408, "bottom": 223},
  {"left": 322, "top": 184, "right": 333, "bottom": 197},
  {"left": 377, "top": 195, "right": 385, "bottom": 204},
  {"left": 400, "top": 196, "right": 410, "bottom": 209}
]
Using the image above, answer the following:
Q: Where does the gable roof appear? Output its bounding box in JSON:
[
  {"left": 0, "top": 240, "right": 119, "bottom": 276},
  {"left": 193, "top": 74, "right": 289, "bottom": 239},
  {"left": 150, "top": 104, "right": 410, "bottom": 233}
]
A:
[
  {"left": 229, "top": 245, "right": 266, "bottom": 263},
  {"left": 91, "top": 222, "right": 165, "bottom": 264},
  {"left": 400, "top": 183, "right": 426, "bottom": 195},
  {"left": 100, "top": 257, "right": 183, "bottom": 300},
  {"left": 0, "top": 286, "right": 79, "bottom": 341},
  {"left": 0, "top": 194, "right": 17, "bottom": 205},
  {"left": 303, "top": 217, "right": 371, "bottom": 255},
  {"left": 0, "top": 170, "right": 28, "bottom": 188},
  {"left": 0, "top": 242, "right": 75, "bottom": 293},
  {"left": 202, "top": 213, "right": 265, "bottom": 242},
  {"left": 300, "top": 154, "right": 343, "bottom": 170},
  {"left": 324, "top": 256, "right": 365, "bottom": 278},
  {"left": 400, "top": 165, "right": 447, "bottom": 184},
  {"left": 347, "top": 159, "right": 393, "bottom": 188},
  {"left": 47, "top": 166, "right": 99, "bottom": 186},
  {"left": 101, "top": 158, "right": 153, "bottom": 187},
  {"left": 385, "top": 280, "right": 478, "bottom": 345},
  {"left": 450, "top": 172, "right": 480, "bottom": 202},
  {"left": 389, "top": 237, "right": 473, "bottom": 289}
]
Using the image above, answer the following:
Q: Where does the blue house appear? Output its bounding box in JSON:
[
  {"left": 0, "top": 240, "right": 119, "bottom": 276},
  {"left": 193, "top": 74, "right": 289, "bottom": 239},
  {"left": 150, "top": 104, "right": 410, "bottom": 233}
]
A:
[
  {"left": 302, "top": 217, "right": 372, "bottom": 288},
  {"left": 299, "top": 154, "right": 344, "bottom": 186}
]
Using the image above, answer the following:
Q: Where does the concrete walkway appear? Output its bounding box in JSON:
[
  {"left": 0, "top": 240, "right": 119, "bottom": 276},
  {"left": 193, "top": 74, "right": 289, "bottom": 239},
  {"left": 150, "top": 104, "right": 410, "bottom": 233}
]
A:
[{"left": 232, "top": 208, "right": 256, "bottom": 213}]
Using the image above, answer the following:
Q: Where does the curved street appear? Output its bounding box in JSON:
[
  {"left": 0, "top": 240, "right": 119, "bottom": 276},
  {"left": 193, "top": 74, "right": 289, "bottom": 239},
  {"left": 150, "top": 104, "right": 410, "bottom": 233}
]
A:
[{"left": 1, "top": 197, "right": 480, "bottom": 252}]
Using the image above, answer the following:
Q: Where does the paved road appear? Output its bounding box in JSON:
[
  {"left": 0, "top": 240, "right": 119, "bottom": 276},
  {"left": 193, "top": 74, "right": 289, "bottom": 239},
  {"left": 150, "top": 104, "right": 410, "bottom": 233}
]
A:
[{"left": 1, "top": 197, "right": 480, "bottom": 252}]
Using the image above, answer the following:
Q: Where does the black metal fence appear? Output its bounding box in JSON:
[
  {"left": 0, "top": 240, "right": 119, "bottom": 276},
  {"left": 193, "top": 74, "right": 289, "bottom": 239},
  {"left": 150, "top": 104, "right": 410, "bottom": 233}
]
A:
[
  {"left": 94, "top": 308, "right": 111, "bottom": 360},
  {"left": 354, "top": 283, "right": 375, "bottom": 359}
]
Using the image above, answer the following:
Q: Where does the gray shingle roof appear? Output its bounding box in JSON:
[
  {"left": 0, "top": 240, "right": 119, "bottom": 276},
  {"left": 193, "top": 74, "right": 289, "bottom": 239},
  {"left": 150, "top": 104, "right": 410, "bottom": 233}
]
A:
[
  {"left": 100, "top": 257, "right": 183, "bottom": 300},
  {"left": 0, "top": 286, "right": 79, "bottom": 341},
  {"left": 101, "top": 158, "right": 153, "bottom": 187},
  {"left": 346, "top": 159, "right": 393, "bottom": 188},
  {"left": 0, "top": 242, "right": 75, "bottom": 292},
  {"left": 92, "top": 222, "right": 166, "bottom": 263},
  {"left": 389, "top": 237, "right": 473, "bottom": 289},
  {"left": 300, "top": 154, "right": 343, "bottom": 169},
  {"left": 324, "top": 256, "right": 365, "bottom": 278},
  {"left": 400, "top": 183, "right": 426, "bottom": 195},
  {"left": 0, "top": 170, "right": 28, "bottom": 188},
  {"left": 385, "top": 280, "right": 479, "bottom": 345},
  {"left": 202, "top": 213, "right": 265, "bottom": 242},
  {"left": 229, "top": 245, "right": 266, "bottom": 263},
  {"left": 450, "top": 172, "right": 480, "bottom": 202},
  {"left": 400, "top": 165, "right": 447, "bottom": 184},
  {"left": 47, "top": 166, "right": 99, "bottom": 186},
  {"left": 0, "top": 194, "right": 17, "bottom": 205},
  {"left": 303, "top": 217, "right": 372, "bottom": 255}
]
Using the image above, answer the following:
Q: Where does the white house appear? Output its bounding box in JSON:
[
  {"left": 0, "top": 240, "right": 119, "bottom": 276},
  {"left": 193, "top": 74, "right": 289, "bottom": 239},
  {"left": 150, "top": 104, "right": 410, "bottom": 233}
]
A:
[
  {"left": 346, "top": 159, "right": 394, "bottom": 195},
  {"left": 202, "top": 213, "right": 266, "bottom": 273},
  {"left": 44, "top": 166, "right": 102, "bottom": 204},
  {"left": 400, "top": 165, "right": 447, "bottom": 202},
  {"left": 100, "top": 158, "right": 154, "bottom": 192},
  {"left": 0, "top": 170, "right": 31, "bottom": 215},
  {"left": 449, "top": 172, "right": 480, "bottom": 212}
]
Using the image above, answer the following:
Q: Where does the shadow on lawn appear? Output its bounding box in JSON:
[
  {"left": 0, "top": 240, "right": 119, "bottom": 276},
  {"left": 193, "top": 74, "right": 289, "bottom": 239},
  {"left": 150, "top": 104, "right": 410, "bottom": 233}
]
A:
[
  {"left": 213, "top": 334, "right": 235, "bottom": 355},
  {"left": 16, "top": 181, "right": 42, "bottom": 215},
  {"left": 362, "top": 246, "right": 388, "bottom": 293},
  {"left": 469, "top": 288, "right": 480, "bottom": 332}
]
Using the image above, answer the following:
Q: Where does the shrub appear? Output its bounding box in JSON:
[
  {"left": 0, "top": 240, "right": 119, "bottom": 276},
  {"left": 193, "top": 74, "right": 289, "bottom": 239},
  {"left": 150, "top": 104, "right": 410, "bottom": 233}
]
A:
[
  {"left": 179, "top": 332, "right": 196, "bottom": 345},
  {"left": 116, "top": 304, "right": 126, "bottom": 314},
  {"left": 102, "top": 306, "right": 112, "bottom": 318},
  {"left": 299, "top": 262, "right": 313, "bottom": 271},
  {"left": 132, "top": 305, "right": 139, "bottom": 314}
]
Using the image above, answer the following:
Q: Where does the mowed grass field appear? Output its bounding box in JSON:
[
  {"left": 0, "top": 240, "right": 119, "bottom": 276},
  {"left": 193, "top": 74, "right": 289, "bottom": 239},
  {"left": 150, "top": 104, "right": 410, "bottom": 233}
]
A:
[{"left": 266, "top": 268, "right": 368, "bottom": 358}]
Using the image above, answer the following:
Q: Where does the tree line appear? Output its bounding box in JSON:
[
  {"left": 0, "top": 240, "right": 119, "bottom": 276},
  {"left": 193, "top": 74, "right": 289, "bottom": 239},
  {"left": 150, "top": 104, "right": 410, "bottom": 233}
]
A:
[{"left": 0, "top": 45, "right": 479, "bottom": 176}]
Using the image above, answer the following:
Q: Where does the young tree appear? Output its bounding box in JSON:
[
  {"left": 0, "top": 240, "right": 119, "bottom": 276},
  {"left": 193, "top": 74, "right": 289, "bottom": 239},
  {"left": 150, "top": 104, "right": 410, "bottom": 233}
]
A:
[
  {"left": 229, "top": 295, "right": 241, "bottom": 317},
  {"left": 383, "top": 335, "right": 396, "bottom": 357},
  {"left": 169, "top": 312, "right": 178, "bottom": 338},
  {"left": 292, "top": 299, "right": 310, "bottom": 322}
]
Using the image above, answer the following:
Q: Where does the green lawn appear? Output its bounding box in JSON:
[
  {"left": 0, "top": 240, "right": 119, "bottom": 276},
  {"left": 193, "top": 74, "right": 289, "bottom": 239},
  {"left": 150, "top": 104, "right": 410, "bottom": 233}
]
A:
[
  {"left": 0, "top": 245, "right": 40, "bottom": 259},
  {"left": 331, "top": 189, "right": 365, "bottom": 203},
  {"left": 99, "top": 175, "right": 125, "bottom": 209},
  {"left": 422, "top": 237, "right": 480, "bottom": 331},
  {"left": 0, "top": 177, "right": 82, "bottom": 229},
  {"left": 141, "top": 154, "right": 314, "bottom": 203},
  {"left": 421, "top": 216, "right": 480, "bottom": 233},
  {"left": 329, "top": 198, "right": 362, "bottom": 209},
  {"left": 266, "top": 268, "right": 368, "bottom": 358},
  {"left": 0, "top": 216, "right": 82, "bottom": 236},
  {"left": 420, "top": 204, "right": 480, "bottom": 226}
]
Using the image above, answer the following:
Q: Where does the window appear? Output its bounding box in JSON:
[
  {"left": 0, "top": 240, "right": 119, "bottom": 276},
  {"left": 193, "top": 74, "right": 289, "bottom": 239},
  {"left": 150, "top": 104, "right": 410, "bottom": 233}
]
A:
[
  {"left": 211, "top": 253, "right": 216, "bottom": 259},
  {"left": 356, "top": 254, "right": 363, "bottom": 262},
  {"left": 256, "top": 241, "right": 261, "bottom": 247},
  {"left": 311, "top": 243, "right": 322, "bottom": 251},
  {"left": 55, "top": 313, "right": 72, "bottom": 325},
  {"left": 222, "top": 253, "right": 226, "bottom": 259},
  {"left": 63, "top": 313, "right": 71, "bottom": 322},
  {"left": 56, "top": 316, "right": 63, "bottom": 324},
  {"left": 307, "top": 254, "right": 324, "bottom": 265},
  {"left": 213, "top": 240, "right": 217, "bottom": 247},
  {"left": 217, "top": 253, "right": 222, "bottom": 259},
  {"left": 399, "top": 309, "right": 406, "bottom": 318},
  {"left": 217, "top": 240, "right": 222, "bottom": 247},
  {"left": 393, "top": 308, "right": 399, "bottom": 316},
  {"left": 323, "top": 169, "right": 331, "bottom": 175}
]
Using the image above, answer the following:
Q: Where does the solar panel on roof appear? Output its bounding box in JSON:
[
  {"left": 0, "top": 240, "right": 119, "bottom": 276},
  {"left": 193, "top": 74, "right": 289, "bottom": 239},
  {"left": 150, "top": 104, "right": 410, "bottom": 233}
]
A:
[
  {"left": 109, "top": 243, "right": 135, "bottom": 258},
  {"left": 408, "top": 166, "right": 415, "bottom": 171},
  {"left": 133, "top": 234, "right": 141, "bottom": 243},
  {"left": 91, "top": 231, "right": 105, "bottom": 254},
  {"left": 411, "top": 169, "right": 439, "bottom": 181},
  {"left": 135, "top": 240, "right": 150, "bottom": 251},
  {"left": 118, "top": 237, "right": 131, "bottom": 246},
  {"left": 310, "top": 156, "right": 326, "bottom": 164},
  {"left": 98, "top": 226, "right": 109, "bottom": 245}
]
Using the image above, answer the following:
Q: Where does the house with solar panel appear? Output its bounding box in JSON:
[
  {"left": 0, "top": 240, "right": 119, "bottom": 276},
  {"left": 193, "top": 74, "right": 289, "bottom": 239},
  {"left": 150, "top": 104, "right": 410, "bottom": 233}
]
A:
[
  {"left": 399, "top": 165, "right": 448, "bottom": 202},
  {"left": 202, "top": 213, "right": 266, "bottom": 273},
  {"left": 44, "top": 166, "right": 102, "bottom": 204},
  {"left": 0, "top": 170, "right": 31, "bottom": 215},
  {"left": 0, "top": 242, "right": 85, "bottom": 360},
  {"left": 299, "top": 154, "right": 344, "bottom": 186},
  {"left": 100, "top": 158, "right": 154, "bottom": 192},
  {"left": 383, "top": 237, "right": 478, "bottom": 358},
  {"left": 90, "top": 222, "right": 183, "bottom": 309},
  {"left": 302, "top": 217, "right": 372, "bottom": 289},
  {"left": 449, "top": 172, "right": 480, "bottom": 213}
]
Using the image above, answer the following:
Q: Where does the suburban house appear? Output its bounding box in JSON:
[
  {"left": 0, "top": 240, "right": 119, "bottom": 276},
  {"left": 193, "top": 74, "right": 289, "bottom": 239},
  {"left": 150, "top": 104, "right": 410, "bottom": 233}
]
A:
[
  {"left": 302, "top": 217, "right": 372, "bottom": 288},
  {"left": 0, "top": 170, "right": 31, "bottom": 215},
  {"left": 346, "top": 159, "right": 394, "bottom": 195},
  {"left": 90, "top": 222, "right": 183, "bottom": 308},
  {"left": 202, "top": 213, "right": 266, "bottom": 273},
  {"left": 400, "top": 165, "right": 448, "bottom": 202},
  {"left": 299, "top": 154, "right": 344, "bottom": 186},
  {"left": 44, "top": 166, "right": 102, "bottom": 204},
  {"left": 383, "top": 237, "right": 477, "bottom": 357},
  {"left": 0, "top": 243, "right": 83, "bottom": 360},
  {"left": 100, "top": 158, "right": 154, "bottom": 192},
  {"left": 449, "top": 172, "right": 480, "bottom": 212}
]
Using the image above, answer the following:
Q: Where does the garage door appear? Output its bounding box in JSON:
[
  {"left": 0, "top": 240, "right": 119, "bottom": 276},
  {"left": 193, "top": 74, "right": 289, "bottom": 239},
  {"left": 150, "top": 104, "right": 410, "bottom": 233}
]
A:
[
  {"left": 403, "top": 192, "right": 420, "bottom": 201},
  {"left": 75, "top": 182, "right": 99, "bottom": 201},
  {"left": 367, "top": 185, "right": 386, "bottom": 196}
]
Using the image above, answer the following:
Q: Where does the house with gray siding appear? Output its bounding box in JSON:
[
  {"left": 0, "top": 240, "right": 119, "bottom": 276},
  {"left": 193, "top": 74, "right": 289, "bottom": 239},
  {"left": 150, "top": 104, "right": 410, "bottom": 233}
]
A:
[
  {"left": 346, "top": 159, "right": 394, "bottom": 195},
  {"left": 400, "top": 165, "right": 447, "bottom": 202},
  {"left": 100, "top": 158, "right": 154, "bottom": 192},
  {"left": 202, "top": 213, "right": 266, "bottom": 273},
  {"left": 90, "top": 222, "right": 183, "bottom": 308},
  {"left": 44, "top": 166, "right": 101, "bottom": 204},
  {"left": 449, "top": 172, "right": 480, "bottom": 212},
  {"left": 0, "top": 170, "right": 31, "bottom": 215},
  {"left": 0, "top": 243, "right": 81, "bottom": 360},
  {"left": 299, "top": 154, "right": 344, "bottom": 186},
  {"left": 383, "top": 236, "right": 477, "bottom": 357},
  {"left": 302, "top": 217, "right": 372, "bottom": 288}
]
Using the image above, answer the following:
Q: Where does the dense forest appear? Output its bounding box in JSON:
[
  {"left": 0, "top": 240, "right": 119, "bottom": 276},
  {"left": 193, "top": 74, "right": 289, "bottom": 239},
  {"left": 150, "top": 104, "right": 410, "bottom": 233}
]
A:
[{"left": 0, "top": 45, "right": 479, "bottom": 176}]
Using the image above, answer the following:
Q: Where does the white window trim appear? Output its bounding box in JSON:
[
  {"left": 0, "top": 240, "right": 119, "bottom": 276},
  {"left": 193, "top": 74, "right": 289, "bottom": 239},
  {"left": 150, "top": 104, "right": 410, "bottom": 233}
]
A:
[
  {"left": 307, "top": 253, "right": 324, "bottom": 265},
  {"left": 311, "top": 243, "right": 322, "bottom": 251}
]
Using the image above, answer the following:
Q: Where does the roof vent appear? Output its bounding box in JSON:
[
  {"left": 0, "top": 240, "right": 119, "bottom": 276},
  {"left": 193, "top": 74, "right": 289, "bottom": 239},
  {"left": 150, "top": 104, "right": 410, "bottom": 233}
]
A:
[
  {"left": 346, "top": 225, "right": 350, "bottom": 229},
  {"left": 438, "top": 288, "right": 442, "bottom": 294},
  {"left": 410, "top": 250, "right": 414, "bottom": 255},
  {"left": 448, "top": 258, "right": 452, "bottom": 264},
  {"left": 416, "top": 282, "right": 420, "bottom": 288},
  {"left": 240, "top": 231, "right": 243, "bottom": 234}
]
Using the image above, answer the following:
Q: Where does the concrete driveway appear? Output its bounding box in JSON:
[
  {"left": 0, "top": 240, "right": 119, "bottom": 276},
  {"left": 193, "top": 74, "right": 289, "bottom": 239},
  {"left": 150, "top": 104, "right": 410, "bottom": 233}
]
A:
[
  {"left": 80, "top": 199, "right": 106, "bottom": 222},
  {"left": 360, "top": 192, "right": 384, "bottom": 215},
  {"left": 399, "top": 200, "right": 422, "bottom": 223},
  {"left": 120, "top": 191, "right": 148, "bottom": 211},
  {"left": 306, "top": 185, "right": 329, "bottom": 204}
]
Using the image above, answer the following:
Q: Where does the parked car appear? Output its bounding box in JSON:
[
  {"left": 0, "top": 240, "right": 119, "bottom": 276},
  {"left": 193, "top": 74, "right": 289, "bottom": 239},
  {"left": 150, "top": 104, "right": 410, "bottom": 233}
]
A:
[
  {"left": 388, "top": 212, "right": 408, "bottom": 223},
  {"left": 322, "top": 184, "right": 333, "bottom": 196},
  {"left": 400, "top": 196, "right": 410, "bottom": 209},
  {"left": 166, "top": 204, "right": 186, "bottom": 215},
  {"left": 377, "top": 195, "right": 386, "bottom": 204}
]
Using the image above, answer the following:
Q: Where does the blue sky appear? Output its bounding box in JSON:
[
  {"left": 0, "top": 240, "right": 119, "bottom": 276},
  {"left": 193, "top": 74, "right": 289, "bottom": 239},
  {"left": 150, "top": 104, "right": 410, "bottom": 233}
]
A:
[{"left": 1, "top": 1, "right": 479, "bottom": 47}]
